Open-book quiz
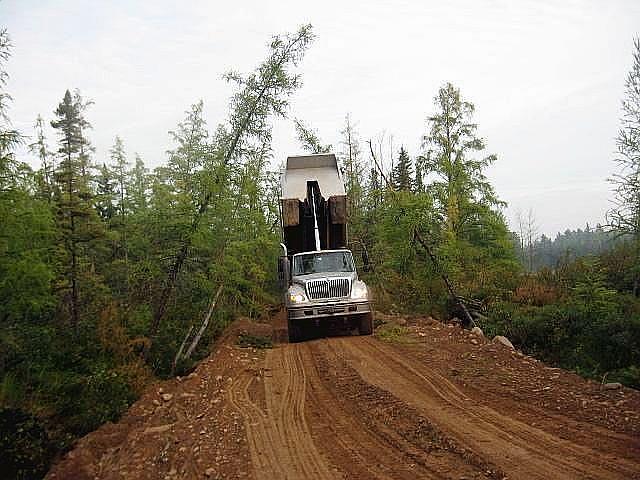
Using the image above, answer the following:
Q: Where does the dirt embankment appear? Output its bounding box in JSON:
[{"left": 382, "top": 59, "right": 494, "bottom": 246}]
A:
[{"left": 47, "top": 314, "right": 640, "bottom": 480}]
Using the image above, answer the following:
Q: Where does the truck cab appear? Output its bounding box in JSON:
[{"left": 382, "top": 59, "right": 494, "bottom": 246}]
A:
[{"left": 278, "top": 154, "right": 373, "bottom": 342}]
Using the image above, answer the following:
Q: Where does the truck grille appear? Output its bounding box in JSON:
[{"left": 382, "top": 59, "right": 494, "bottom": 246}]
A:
[{"left": 306, "top": 278, "right": 350, "bottom": 300}]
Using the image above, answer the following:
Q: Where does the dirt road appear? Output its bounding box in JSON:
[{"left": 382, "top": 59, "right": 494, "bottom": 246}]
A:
[{"left": 48, "top": 315, "right": 640, "bottom": 480}]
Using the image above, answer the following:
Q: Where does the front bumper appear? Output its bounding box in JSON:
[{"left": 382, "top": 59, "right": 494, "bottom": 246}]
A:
[{"left": 287, "top": 300, "right": 371, "bottom": 320}]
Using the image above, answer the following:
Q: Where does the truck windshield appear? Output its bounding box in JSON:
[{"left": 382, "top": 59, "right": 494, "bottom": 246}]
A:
[{"left": 292, "top": 251, "right": 354, "bottom": 275}]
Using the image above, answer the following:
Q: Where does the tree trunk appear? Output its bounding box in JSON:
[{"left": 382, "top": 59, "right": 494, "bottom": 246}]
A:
[
  {"left": 413, "top": 229, "right": 475, "bottom": 327},
  {"left": 172, "top": 325, "right": 193, "bottom": 376},
  {"left": 184, "top": 285, "right": 223, "bottom": 359},
  {"left": 66, "top": 144, "right": 79, "bottom": 327}
]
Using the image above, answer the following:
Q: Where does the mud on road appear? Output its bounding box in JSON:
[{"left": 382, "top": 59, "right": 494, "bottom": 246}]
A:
[{"left": 48, "top": 315, "right": 640, "bottom": 480}]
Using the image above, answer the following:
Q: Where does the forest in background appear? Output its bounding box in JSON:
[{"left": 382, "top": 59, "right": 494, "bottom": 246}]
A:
[{"left": 1, "top": 23, "right": 639, "bottom": 479}]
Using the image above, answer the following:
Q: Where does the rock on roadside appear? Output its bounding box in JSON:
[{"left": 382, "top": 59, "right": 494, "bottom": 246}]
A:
[
  {"left": 604, "top": 382, "right": 623, "bottom": 391},
  {"left": 471, "top": 326, "right": 484, "bottom": 338},
  {"left": 492, "top": 335, "right": 514, "bottom": 350}
]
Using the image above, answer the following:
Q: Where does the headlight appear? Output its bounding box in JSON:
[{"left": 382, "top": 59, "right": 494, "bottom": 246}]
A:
[
  {"left": 288, "top": 285, "right": 308, "bottom": 304},
  {"left": 351, "top": 281, "right": 369, "bottom": 299}
]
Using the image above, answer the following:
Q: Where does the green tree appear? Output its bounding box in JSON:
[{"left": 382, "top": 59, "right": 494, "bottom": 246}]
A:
[
  {"left": 0, "top": 28, "right": 55, "bottom": 327},
  {"left": 414, "top": 155, "right": 425, "bottom": 193},
  {"left": 148, "top": 25, "right": 314, "bottom": 344},
  {"left": 51, "top": 89, "right": 103, "bottom": 325},
  {"left": 419, "top": 83, "right": 516, "bottom": 297},
  {"left": 94, "top": 163, "right": 116, "bottom": 221},
  {"left": 0, "top": 28, "right": 23, "bottom": 189},
  {"left": 339, "top": 114, "right": 366, "bottom": 242},
  {"left": 392, "top": 147, "right": 413, "bottom": 191},
  {"left": 608, "top": 38, "right": 640, "bottom": 295},
  {"left": 294, "top": 118, "right": 332, "bottom": 154},
  {"left": 29, "top": 115, "right": 54, "bottom": 202},
  {"left": 127, "top": 153, "right": 149, "bottom": 213},
  {"left": 72, "top": 90, "right": 94, "bottom": 186},
  {"left": 421, "top": 83, "right": 503, "bottom": 241},
  {"left": 340, "top": 115, "right": 364, "bottom": 203},
  {"left": 109, "top": 136, "right": 130, "bottom": 293},
  {"left": 110, "top": 136, "right": 129, "bottom": 220}
]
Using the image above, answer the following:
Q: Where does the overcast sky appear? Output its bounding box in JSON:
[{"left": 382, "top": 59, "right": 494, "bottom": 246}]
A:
[{"left": 2, "top": 0, "right": 639, "bottom": 235}]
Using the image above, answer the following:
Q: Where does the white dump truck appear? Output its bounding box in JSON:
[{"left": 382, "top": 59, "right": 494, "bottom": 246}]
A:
[{"left": 278, "top": 154, "right": 373, "bottom": 342}]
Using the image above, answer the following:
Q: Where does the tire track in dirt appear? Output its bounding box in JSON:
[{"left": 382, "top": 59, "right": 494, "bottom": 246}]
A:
[
  {"left": 333, "top": 336, "right": 640, "bottom": 480},
  {"left": 301, "top": 341, "right": 503, "bottom": 479},
  {"left": 228, "top": 346, "right": 337, "bottom": 479}
]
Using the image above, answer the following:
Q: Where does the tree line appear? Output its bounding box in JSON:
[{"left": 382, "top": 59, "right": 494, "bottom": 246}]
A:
[{"left": 513, "top": 223, "right": 625, "bottom": 272}]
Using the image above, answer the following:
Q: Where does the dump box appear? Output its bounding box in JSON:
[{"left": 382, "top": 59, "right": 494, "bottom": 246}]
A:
[{"left": 280, "top": 154, "right": 348, "bottom": 255}]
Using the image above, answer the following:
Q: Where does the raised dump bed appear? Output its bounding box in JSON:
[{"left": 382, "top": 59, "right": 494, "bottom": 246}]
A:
[{"left": 280, "top": 154, "right": 347, "bottom": 255}]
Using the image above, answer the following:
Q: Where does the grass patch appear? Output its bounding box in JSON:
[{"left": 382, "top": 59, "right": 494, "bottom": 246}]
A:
[
  {"left": 237, "top": 333, "right": 273, "bottom": 349},
  {"left": 375, "top": 325, "right": 410, "bottom": 343}
]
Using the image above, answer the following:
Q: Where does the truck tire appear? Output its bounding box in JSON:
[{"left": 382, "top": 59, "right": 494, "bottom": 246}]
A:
[
  {"left": 288, "top": 318, "right": 302, "bottom": 343},
  {"left": 358, "top": 312, "right": 373, "bottom": 336}
]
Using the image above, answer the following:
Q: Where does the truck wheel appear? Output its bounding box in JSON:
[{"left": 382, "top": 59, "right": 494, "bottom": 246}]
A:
[
  {"left": 358, "top": 312, "right": 373, "bottom": 336},
  {"left": 288, "top": 318, "right": 302, "bottom": 343}
]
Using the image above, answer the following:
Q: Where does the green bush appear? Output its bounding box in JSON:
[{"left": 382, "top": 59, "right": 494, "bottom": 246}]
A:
[{"left": 485, "top": 259, "right": 640, "bottom": 386}]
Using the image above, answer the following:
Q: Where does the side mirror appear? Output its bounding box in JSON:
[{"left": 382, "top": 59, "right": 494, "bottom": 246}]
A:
[{"left": 278, "top": 256, "right": 290, "bottom": 289}]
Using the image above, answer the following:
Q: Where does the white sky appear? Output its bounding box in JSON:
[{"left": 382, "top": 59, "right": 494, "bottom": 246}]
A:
[{"left": 2, "top": 0, "right": 639, "bottom": 235}]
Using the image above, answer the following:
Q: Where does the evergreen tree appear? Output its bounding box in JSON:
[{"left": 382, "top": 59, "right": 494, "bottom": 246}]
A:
[
  {"left": 392, "top": 147, "right": 413, "bottom": 191},
  {"left": 94, "top": 163, "right": 116, "bottom": 221},
  {"left": 366, "top": 165, "right": 382, "bottom": 209},
  {"left": 110, "top": 136, "right": 129, "bottom": 218},
  {"left": 72, "top": 90, "right": 94, "bottom": 189},
  {"left": 0, "top": 27, "right": 55, "bottom": 327},
  {"left": 127, "top": 153, "right": 149, "bottom": 213},
  {"left": 422, "top": 83, "right": 503, "bottom": 240},
  {"left": 109, "top": 136, "right": 130, "bottom": 285},
  {"left": 51, "top": 89, "right": 102, "bottom": 325},
  {"left": 420, "top": 83, "right": 516, "bottom": 295},
  {"left": 29, "top": 115, "right": 54, "bottom": 202},
  {"left": 0, "top": 28, "right": 23, "bottom": 189},
  {"left": 608, "top": 38, "right": 640, "bottom": 295}
]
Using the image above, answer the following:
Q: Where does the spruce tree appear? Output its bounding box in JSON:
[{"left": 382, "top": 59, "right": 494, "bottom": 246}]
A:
[
  {"left": 51, "top": 89, "right": 101, "bottom": 325},
  {"left": 94, "top": 163, "right": 116, "bottom": 221},
  {"left": 420, "top": 83, "right": 516, "bottom": 294},
  {"left": 392, "top": 147, "right": 413, "bottom": 191}
]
